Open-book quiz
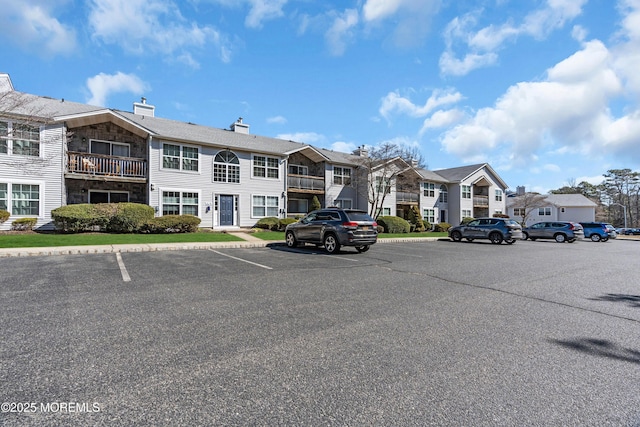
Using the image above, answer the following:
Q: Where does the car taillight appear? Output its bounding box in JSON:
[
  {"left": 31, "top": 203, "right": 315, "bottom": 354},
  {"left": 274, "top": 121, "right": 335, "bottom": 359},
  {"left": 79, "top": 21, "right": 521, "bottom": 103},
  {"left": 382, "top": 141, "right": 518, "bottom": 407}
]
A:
[
  {"left": 568, "top": 223, "right": 575, "bottom": 230},
  {"left": 372, "top": 222, "right": 378, "bottom": 228},
  {"left": 343, "top": 221, "right": 359, "bottom": 228}
]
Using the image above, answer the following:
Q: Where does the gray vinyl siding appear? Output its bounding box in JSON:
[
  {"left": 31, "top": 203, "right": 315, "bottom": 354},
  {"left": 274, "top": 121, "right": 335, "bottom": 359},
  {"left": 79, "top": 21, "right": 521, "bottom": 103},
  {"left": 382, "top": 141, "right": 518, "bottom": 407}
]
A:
[{"left": 0, "top": 123, "right": 65, "bottom": 230}]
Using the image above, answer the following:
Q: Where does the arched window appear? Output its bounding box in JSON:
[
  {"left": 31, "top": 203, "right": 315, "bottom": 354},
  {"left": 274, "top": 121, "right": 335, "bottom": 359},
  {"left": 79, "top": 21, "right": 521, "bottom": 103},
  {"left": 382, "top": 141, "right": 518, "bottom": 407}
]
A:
[
  {"left": 439, "top": 184, "right": 448, "bottom": 203},
  {"left": 213, "top": 150, "right": 240, "bottom": 183}
]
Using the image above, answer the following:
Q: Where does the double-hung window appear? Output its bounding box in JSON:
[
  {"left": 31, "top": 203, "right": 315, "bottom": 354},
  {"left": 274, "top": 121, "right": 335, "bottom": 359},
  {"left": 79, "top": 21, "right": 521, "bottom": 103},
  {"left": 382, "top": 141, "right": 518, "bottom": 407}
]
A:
[
  {"left": 375, "top": 177, "right": 391, "bottom": 194},
  {"left": 439, "top": 185, "right": 448, "bottom": 203},
  {"left": 333, "top": 167, "right": 351, "bottom": 185},
  {"left": 423, "top": 208, "right": 435, "bottom": 223},
  {"left": 162, "top": 190, "right": 199, "bottom": 216},
  {"left": 252, "top": 195, "right": 279, "bottom": 217},
  {"left": 462, "top": 209, "right": 472, "bottom": 218},
  {"left": 162, "top": 143, "right": 199, "bottom": 172},
  {"left": 423, "top": 182, "right": 435, "bottom": 197},
  {"left": 288, "top": 164, "right": 308, "bottom": 175},
  {"left": 1, "top": 182, "right": 40, "bottom": 216},
  {"left": 462, "top": 185, "right": 471, "bottom": 199},
  {"left": 253, "top": 155, "right": 279, "bottom": 179},
  {"left": 513, "top": 208, "right": 525, "bottom": 216},
  {"left": 0, "top": 120, "right": 40, "bottom": 157},
  {"left": 495, "top": 189, "right": 503, "bottom": 201},
  {"left": 213, "top": 150, "right": 240, "bottom": 183},
  {"left": 539, "top": 207, "right": 551, "bottom": 216}
]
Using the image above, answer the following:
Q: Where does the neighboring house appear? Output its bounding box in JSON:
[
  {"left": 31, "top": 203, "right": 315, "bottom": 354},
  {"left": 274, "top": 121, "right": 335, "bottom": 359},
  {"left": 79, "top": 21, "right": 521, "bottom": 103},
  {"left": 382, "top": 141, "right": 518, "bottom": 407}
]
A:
[
  {"left": 507, "top": 193, "right": 597, "bottom": 227},
  {"left": 1, "top": 72, "right": 511, "bottom": 231}
]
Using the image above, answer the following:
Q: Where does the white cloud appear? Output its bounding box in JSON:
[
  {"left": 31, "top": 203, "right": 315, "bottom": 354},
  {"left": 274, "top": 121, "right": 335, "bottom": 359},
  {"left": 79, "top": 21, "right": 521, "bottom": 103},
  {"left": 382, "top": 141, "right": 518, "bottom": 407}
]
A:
[
  {"left": 276, "top": 132, "right": 325, "bottom": 144},
  {"left": 331, "top": 141, "right": 357, "bottom": 153},
  {"left": 379, "top": 88, "right": 464, "bottom": 120},
  {"left": 362, "top": 0, "right": 403, "bottom": 22},
  {"left": 244, "top": 0, "right": 288, "bottom": 28},
  {"left": 88, "top": 0, "right": 229, "bottom": 65},
  {"left": 440, "top": 0, "right": 587, "bottom": 76},
  {"left": 86, "top": 72, "right": 149, "bottom": 107},
  {"left": 439, "top": 37, "right": 640, "bottom": 166},
  {"left": 420, "top": 109, "right": 466, "bottom": 133},
  {"left": 325, "top": 9, "right": 359, "bottom": 56},
  {"left": 0, "top": 0, "right": 77, "bottom": 57},
  {"left": 267, "top": 115, "right": 287, "bottom": 124}
]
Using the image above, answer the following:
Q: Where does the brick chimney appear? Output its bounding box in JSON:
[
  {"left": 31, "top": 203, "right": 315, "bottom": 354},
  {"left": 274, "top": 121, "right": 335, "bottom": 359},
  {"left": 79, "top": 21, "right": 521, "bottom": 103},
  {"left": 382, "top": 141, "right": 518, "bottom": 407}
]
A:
[
  {"left": 230, "top": 117, "right": 249, "bottom": 134},
  {"left": 133, "top": 97, "right": 155, "bottom": 117}
]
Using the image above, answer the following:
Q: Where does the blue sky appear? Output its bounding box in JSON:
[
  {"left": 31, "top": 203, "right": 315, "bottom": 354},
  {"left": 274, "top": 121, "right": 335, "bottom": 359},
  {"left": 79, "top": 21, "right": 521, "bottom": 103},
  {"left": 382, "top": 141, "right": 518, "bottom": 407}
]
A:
[{"left": 2, "top": 0, "right": 640, "bottom": 193}]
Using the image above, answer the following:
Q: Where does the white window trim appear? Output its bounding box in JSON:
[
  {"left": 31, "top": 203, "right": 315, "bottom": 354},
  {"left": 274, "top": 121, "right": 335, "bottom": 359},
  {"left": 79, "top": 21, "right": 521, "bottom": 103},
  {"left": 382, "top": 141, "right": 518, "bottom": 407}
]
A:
[
  {"left": 333, "top": 198, "right": 353, "bottom": 209},
  {"left": 288, "top": 164, "right": 309, "bottom": 175},
  {"left": 423, "top": 182, "right": 435, "bottom": 198},
  {"left": 213, "top": 150, "right": 241, "bottom": 184},
  {"left": 461, "top": 185, "right": 471, "bottom": 199},
  {"left": 251, "top": 194, "right": 280, "bottom": 218},
  {"left": 0, "top": 120, "right": 43, "bottom": 158},
  {"left": 160, "top": 142, "right": 201, "bottom": 174},
  {"left": 0, "top": 179, "right": 45, "bottom": 218},
  {"left": 251, "top": 154, "right": 281, "bottom": 180},
  {"left": 333, "top": 166, "right": 352, "bottom": 186},
  {"left": 159, "top": 188, "right": 201, "bottom": 217}
]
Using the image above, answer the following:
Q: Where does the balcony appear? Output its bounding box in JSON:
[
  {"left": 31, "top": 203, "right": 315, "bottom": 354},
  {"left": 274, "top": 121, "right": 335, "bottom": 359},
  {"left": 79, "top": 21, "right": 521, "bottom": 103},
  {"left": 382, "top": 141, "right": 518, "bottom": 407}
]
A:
[
  {"left": 473, "top": 195, "right": 489, "bottom": 207},
  {"left": 287, "top": 174, "right": 325, "bottom": 194},
  {"left": 396, "top": 191, "right": 419, "bottom": 204},
  {"left": 66, "top": 152, "right": 147, "bottom": 182}
]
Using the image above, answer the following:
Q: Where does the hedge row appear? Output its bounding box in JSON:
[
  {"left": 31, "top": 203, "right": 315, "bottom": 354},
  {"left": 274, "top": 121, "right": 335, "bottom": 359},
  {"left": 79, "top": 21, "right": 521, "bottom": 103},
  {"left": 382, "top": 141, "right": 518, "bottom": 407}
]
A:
[
  {"left": 255, "top": 217, "right": 298, "bottom": 231},
  {"left": 51, "top": 203, "right": 200, "bottom": 233},
  {"left": 0, "top": 209, "right": 9, "bottom": 224}
]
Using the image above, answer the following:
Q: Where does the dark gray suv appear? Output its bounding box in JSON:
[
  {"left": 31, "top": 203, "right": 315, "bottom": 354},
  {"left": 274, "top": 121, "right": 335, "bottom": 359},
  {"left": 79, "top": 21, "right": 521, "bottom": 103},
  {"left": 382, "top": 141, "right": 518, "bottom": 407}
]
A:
[
  {"left": 448, "top": 217, "right": 522, "bottom": 244},
  {"left": 285, "top": 209, "right": 378, "bottom": 254}
]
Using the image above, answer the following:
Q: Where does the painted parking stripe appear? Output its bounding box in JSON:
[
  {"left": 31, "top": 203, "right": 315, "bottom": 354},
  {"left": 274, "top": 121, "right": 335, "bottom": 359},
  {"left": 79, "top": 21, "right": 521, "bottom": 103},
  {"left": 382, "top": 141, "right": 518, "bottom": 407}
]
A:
[
  {"left": 209, "top": 249, "right": 273, "bottom": 270},
  {"left": 115, "top": 253, "right": 131, "bottom": 282}
]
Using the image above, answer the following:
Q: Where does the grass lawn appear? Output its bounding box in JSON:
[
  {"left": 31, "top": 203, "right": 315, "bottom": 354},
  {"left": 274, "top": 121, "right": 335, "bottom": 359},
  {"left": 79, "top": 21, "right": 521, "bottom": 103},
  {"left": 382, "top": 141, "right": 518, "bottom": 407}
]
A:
[
  {"left": 251, "top": 231, "right": 448, "bottom": 241},
  {"left": 0, "top": 231, "right": 243, "bottom": 249}
]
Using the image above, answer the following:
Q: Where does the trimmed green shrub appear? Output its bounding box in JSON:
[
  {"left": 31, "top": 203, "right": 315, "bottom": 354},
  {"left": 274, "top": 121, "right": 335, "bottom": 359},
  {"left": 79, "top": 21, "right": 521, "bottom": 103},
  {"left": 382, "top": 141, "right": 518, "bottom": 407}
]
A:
[
  {"left": 422, "top": 220, "right": 432, "bottom": 231},
  {"left": 377, "top": 216, "right": 411, "bottom": 233},
  {"left": 11, "top": 217, "right": 37, "bottom": 231},
  {"left": 433, "top": 222, "right": 452, "bottom": 232},
  {"left": 255, "top": 217, "right": 280, "bottom": 230},
  {"left": 107, "top": 203, "right": 154, "bottom": 233},
  {"left": 142, "top": 215, "right": 201, "bottom": 233},
  {"left": 51, "top": 204, "right": 112, "bottom": 232},
  {"left": 310, "top": 195, "right": 321, "bottom": 212},
  {"left": 278, "top": 217, "right": 298, "bottom": 230},
  {"left": 0, "top": 209, "right": 9, "bottom": 224}
]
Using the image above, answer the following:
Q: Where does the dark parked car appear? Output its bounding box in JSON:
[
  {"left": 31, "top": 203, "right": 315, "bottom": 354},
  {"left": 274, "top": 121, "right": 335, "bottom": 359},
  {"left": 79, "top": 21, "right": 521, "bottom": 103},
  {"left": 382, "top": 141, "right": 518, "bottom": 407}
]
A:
[
  {"left": 448, "top": 217, "right": 522, "bottom": 244},
  {"left": 522, "top": 221, "right": 584, "bottom": 243},
  {"left": 285, "top": 208, "right": 378, "bottom": 254},
  {"left": 623, "top": 228, "right": 640, "bottom": 235},
  {"left": 580, "top": 222, "right": 617, "bottom": 242}
]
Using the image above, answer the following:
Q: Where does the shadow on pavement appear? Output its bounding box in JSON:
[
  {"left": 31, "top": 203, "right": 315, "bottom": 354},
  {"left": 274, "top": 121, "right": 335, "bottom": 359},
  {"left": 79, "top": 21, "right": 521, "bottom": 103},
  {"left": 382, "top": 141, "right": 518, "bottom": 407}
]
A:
[{"left": 550, "top": 337, "right": 640, "bottom": 365}]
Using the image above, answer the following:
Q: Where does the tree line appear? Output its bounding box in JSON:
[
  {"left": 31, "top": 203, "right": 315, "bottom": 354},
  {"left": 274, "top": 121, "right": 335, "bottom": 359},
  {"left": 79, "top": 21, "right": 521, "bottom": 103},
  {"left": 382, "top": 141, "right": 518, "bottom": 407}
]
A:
[{"left": 549, "top": 169, "right": 640, "bottom": 228}]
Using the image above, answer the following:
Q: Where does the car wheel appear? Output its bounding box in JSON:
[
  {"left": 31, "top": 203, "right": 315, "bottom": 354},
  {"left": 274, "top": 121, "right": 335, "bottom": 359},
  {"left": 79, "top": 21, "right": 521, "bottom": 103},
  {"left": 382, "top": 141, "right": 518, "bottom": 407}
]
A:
[
  {"left": 590, "top": 234, "right": 601, "bottom": 242},
  {"left": 356, "top": 245, "right": 370, "bottom": 253},
  {"left": 285, "top": 231, "right": 298, "bottom": 248},
  {"left": 522, "top": 232, "right": 529, "bottom": 240},
  {"left": 602, "top": 236, "right": 609, "bottom": 242},
  {"left": 554, "top": 233, "right": 566, "bottom": 243},
  {"left": 568, "top": 238, "right": 576, "bottom": 243},
  {"left": 506, "top": 238, "right": 516, "bottom": 245},
  {"left": 323, "top": 234, "right": 341, "bottom": 254},
  {"left": 451, "top": 230, "right": 462, "bottom": 242},
  {"left": 489, "top": 232, "right": 503, "bottom": 244}
]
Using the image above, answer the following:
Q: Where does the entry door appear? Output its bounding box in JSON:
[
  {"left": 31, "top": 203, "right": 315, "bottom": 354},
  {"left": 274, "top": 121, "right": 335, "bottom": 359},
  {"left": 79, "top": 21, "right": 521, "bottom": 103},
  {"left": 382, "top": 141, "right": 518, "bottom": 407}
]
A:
[{"left": 220, "top": 195, "right": 234, "bottom": 226}]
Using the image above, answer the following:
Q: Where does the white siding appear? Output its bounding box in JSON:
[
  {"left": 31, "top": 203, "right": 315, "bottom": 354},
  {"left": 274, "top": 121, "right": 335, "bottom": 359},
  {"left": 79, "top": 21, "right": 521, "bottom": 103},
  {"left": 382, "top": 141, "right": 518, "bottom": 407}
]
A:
[
  {"left": 148, "top": 138, "right": 286, "bottom": 228},
  {"left": 0, "top": 123, "right": 65, "bottom": 230}
]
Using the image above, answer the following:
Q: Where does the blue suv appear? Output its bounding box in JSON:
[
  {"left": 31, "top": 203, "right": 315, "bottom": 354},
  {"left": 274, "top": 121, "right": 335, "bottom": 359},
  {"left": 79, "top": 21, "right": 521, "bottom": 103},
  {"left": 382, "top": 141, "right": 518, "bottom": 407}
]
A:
[{"left": 580, "top": 222, "right": 617, "bottom": 242}]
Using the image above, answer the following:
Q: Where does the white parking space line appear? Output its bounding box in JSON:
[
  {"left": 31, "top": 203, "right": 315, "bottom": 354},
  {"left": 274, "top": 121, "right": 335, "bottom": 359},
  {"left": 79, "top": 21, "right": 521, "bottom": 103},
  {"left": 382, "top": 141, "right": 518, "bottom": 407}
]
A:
[
  {"left": 115, "top": 253, "right": 131, "bottom": 282},
  {"left": 209, "top": 250, "right": 273, "bottom": 270}
]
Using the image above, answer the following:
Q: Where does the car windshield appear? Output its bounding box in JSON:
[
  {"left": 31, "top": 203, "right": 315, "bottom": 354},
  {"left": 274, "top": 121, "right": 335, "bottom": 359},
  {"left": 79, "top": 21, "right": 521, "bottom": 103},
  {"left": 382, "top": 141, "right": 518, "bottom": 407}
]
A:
[{"left": 506, "top": 219, "right": 520, "bottom": 226}]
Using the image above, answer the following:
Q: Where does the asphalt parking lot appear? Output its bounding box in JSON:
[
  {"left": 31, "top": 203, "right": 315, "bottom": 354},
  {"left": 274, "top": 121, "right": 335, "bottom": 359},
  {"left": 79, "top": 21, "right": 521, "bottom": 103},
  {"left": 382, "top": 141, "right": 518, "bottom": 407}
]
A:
[{"left": 2, "top": 238, "right": 640, "bottom": 426}]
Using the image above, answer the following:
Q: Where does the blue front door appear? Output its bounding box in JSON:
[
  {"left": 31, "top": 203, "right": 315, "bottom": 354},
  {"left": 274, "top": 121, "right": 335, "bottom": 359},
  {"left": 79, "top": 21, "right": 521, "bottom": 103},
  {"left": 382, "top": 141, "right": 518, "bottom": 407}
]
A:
[{"left": 220, "top": 195, "right": 234, "bottom": 226}]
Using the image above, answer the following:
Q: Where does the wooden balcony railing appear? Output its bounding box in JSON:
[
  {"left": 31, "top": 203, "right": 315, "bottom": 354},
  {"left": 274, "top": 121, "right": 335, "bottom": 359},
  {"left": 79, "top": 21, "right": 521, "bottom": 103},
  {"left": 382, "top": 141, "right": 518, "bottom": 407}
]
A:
[
  {"left": 287, "top": 174, "right": 325, "bottom": 193},
  {"left": 67, "top": 152, "right": 147, "bottom": 179}
]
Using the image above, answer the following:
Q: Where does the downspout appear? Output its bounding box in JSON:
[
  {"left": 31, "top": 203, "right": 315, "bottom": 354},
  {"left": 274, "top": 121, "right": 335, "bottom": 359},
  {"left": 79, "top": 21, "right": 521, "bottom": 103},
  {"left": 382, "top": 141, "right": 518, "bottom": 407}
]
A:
[{"left": 148, "top": 135, "right": 154, "bottom": 215}]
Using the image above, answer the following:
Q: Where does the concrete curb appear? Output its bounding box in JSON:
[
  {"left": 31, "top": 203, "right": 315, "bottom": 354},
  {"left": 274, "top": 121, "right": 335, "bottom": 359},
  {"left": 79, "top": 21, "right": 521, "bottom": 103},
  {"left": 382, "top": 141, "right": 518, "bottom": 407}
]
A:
[{"left": 0, "top": 236, "right": 444, "bottom": 258}]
